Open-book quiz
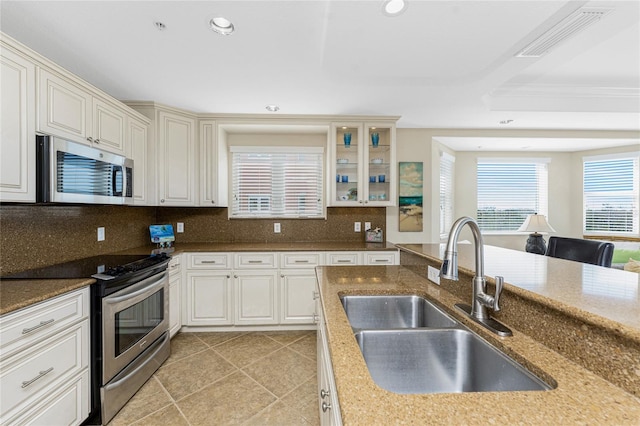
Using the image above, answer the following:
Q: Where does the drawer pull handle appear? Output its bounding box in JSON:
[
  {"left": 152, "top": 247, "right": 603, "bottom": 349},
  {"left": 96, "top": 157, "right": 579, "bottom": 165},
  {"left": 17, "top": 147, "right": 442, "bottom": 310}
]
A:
[
  {"left": 373, "top": 259, "right": 389, "bottom": 263},
  {"left": 200, "top": 261, "right": 218, "bottom": 264},
  {"left": 247, "top": 260, "right": 263, "bottom": 264},
  {"left": 320, "top": 388, "right": 330, "bottom": 399},
  {"left": 336, "top": 260, "right": 352, "bottom": 263},
  {"left": 22, "top": 367, "right": 53, "bottom": 388},
  {"left": 294, "top": 260, "right": 309, "bottom": 263},
  {"left": 22, "top": 319, "right": 55, "bottom": 334},
  {"left": 322, "top": 401, "right": 332, "bottom": 412}
]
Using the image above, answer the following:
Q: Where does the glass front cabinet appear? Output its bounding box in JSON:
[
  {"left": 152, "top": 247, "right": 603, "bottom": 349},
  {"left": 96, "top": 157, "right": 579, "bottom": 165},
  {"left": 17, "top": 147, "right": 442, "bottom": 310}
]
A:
[{"left": 330, "top": 122, "right": 396, "bottom": 206}]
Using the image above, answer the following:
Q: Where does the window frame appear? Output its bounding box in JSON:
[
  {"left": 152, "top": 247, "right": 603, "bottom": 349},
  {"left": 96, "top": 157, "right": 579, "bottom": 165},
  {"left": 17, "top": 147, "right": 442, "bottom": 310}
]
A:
[
  {"left": 476, "top": 157, "right": 550, "bottom": 234},
  {"left": 229, "top": 146, "right": 326, "bottom": 219},
  {"left": 439, "top": 151, "right": 455, "bottom": 239},
  {"left": 582, "top": 152, "right": 640, "bottom": 237}
]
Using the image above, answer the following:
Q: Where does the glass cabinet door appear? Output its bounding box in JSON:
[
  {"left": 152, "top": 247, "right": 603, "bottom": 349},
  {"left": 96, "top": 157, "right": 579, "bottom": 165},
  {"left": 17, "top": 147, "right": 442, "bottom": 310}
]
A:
[
  {"left": 364, "top": 123, "right": 395, "bottom": 206},
  {"left": 333, "top": 123, "right": 363, "bottom": 205}
]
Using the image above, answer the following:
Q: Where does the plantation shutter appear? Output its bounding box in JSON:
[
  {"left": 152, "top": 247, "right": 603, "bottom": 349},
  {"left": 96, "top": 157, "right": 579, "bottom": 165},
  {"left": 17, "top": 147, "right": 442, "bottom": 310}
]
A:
[
  {"left": 476, "top": 158, "right": 549, "bottom": 231},
  {"left": 231, "top": 146, "right": 324, "bottom": 218},
  {"left": 583, "top": 153, "right": 639, "bottom": 235}
]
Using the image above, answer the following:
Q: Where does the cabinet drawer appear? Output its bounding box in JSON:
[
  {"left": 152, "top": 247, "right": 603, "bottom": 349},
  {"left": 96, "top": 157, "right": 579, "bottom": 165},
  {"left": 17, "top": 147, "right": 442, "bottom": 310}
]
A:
[
  {"left": 364, "top": 251, "right": 398, "bottom": 265},
  {"left": 168, "top": 255, "right": 182, "bottom": 275},
  {"left": 324, "top": 252, "right": 361, "bottom": 265},
  {"left": 0, "top": 288, "right": 89, "bottom": 360},
  {"left": 188, "top": 253, "right": 231, "bottom": 269},
  {"left": 0, "top": 321, "right": 89, "bottom": 422},
  {"left": 280, "top": 253, "right": 322, "bottom": 269},
  {"left": 7, "top": 370, "right": 89, "bottom": 426},
  {"left": 234, "top": 253, "right": 277, "bottom": 269}
]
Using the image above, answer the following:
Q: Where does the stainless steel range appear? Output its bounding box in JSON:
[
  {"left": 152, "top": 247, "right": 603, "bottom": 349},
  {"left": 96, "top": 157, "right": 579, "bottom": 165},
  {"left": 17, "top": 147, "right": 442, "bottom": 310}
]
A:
[{"left": 4, "top": 253, "right": 172, "bottom": 425}]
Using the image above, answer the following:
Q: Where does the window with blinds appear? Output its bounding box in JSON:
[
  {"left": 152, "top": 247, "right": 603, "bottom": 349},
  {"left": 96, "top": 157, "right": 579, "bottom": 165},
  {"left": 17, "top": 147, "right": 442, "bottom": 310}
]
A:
[
  {"left": 476, "top": 158, "right": 549, "bottom": 232},
  {"left": 583, "top": 153, "right": 639, "bottom": 235},
  {"left": 230, "top": 146, "right": 324, "bottom": 218},
  {"left": 440, "top": 151, "right": 455, "bottom": 237}
]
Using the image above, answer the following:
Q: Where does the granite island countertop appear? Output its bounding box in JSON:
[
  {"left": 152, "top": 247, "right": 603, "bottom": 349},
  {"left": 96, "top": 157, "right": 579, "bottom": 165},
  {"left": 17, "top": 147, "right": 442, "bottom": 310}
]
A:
[
  {"left": 0, "top": 241, "right": 397, "bottom": 316},
  {"left": 316, "top": 264, "right": 640, "bottom": 425}
]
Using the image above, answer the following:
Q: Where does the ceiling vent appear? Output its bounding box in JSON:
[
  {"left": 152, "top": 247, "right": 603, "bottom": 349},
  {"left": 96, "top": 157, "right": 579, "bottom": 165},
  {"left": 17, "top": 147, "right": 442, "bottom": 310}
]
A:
[{"left": 516, "top": 7, "right": 612, "bottom": 58}]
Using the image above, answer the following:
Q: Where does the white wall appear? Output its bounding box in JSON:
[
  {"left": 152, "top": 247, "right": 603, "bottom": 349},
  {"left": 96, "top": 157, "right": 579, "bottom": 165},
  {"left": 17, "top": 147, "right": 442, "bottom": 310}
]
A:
[{"left": 388, "top": 128, "right": 640, "bottom": 249}]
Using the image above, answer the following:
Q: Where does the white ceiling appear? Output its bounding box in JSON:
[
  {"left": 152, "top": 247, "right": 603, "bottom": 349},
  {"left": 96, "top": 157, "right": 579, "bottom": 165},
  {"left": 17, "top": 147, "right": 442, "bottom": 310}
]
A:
[{"left": 1, "top": 0, "right": 639, "bottom": 136}]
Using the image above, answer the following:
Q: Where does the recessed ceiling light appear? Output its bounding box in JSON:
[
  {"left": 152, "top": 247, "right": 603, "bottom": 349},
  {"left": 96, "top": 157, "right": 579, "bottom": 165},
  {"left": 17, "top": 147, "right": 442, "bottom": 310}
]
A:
[
  {"left": 209, "top": 16, "right": 234, "bottom": 35},
  {"left": 154, "top": 22, "right": 166, "bottom": 31},
  {"left": 265, "top": 105, "right": 280, "bottom": 112},
  {"left": 382, "top": 0, "right": 407, "bottom": 17}
]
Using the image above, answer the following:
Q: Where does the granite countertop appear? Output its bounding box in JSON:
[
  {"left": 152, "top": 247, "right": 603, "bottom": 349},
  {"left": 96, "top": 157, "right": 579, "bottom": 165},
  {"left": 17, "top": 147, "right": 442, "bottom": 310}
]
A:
[
  {"left": 316, "top": 265, "right": 640, "bottom": 425},
  {"left": 115, "top": 241, "right": 398, "bottom": 255},
  {"left": 396, "top": 244, "right": 640, "bottom": 334},
  {"left": 0, "top": 278, "right": 94, "bottom": 316},
  {"left": 0, "top": 242, "right": 397, "bottom": 316}
]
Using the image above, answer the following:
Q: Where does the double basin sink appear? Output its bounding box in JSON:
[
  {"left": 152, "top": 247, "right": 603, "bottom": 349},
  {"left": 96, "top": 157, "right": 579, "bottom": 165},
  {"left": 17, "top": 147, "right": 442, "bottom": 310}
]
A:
[{"left": 340, "top": 295, "right": 553, "bottom": 394}]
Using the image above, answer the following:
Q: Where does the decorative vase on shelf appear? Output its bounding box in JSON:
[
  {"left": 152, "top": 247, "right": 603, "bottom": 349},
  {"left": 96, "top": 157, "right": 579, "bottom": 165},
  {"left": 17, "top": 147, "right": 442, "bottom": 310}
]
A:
[
  {"left": 343, "top": 132, "right": 351, "bottom": 147},
  {"left": 371, "top": 132, "right": 379, "bottom": 147}
]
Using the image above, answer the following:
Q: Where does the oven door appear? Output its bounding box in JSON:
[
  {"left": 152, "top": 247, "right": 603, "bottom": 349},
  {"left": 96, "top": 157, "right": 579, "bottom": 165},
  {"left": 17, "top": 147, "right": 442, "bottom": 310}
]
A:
[{"left": 102, "top": 270, "right": 169, "bottom": 384}]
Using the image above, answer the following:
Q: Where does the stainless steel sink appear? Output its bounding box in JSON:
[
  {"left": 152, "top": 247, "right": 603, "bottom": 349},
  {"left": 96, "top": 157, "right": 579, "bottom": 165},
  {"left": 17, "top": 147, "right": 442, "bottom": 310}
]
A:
[
  {"left": 354, "top": 329, "right": 553, "bottom": 394},
  {"left": 340, "top": 295, "right": 459, "bottom": 329}
]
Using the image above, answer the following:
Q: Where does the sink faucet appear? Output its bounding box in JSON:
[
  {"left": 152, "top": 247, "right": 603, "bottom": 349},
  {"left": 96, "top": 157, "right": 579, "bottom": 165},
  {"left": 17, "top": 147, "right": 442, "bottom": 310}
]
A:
[{"left": 440, "top": 216, "right": 512, "bottom": 336}]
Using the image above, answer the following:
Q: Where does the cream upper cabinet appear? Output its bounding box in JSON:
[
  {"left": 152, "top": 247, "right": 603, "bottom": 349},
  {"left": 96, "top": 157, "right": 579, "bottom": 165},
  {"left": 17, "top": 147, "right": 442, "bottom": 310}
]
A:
[
  {"left": 0, "top": 43, "right": 36, "bottom": 202},
  {"left": 126, "top": 116, "right": 150, "bottom": 205},
  {"left": 199, "top": 119, "right": 224, "bottom": 206},
  {"left": 38, "top": 68, "right": 126, "bottom": 155},
  {"left": 157, "top": 110, "right": 197, "bottom": 206},
  {"left": 330, "top": 121, "right": 396, "bottom": 207}
]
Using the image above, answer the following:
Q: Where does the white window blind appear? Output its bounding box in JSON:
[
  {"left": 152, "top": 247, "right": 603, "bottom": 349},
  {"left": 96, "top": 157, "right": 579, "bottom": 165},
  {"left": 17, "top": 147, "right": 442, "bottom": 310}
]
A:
[
  {"left": 440, "top": 151, "right": 455, "bottom": 237},
  {"left": 476, "top": 158, "right": 549, "bottom": 232},
  {"left": 583, "top": 153, "right": 639, "bottom": 235},
  {"left": 231, "top": 146, "right": 324, "bottom": 218}
]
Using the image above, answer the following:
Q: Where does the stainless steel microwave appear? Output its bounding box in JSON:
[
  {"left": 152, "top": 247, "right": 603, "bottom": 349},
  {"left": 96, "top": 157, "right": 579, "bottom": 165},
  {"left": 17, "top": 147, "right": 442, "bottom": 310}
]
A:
[{"left": 36, "top": 136, "right": 133, "bottom": 205}]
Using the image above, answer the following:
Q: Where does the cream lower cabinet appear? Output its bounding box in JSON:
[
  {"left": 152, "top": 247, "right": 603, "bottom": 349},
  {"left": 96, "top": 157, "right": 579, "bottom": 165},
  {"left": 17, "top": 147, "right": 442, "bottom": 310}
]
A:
[
  {"left": 0, "top": 287, "right": 90, "bottom": 425},
  {"left": 280, "top": 252, "right": 323, "bottom": 325},
  {"left": 184, "top": 253, "right": 234, "bottom": 326},
  {"left": 316, "top": 285, "right": 342, "bottom": 426},
  {"left": 168, "top": 255, "right": 182, "bottom": 337},
  {"left": 234, "top": 270, "right": 279, "bottom": 325}
]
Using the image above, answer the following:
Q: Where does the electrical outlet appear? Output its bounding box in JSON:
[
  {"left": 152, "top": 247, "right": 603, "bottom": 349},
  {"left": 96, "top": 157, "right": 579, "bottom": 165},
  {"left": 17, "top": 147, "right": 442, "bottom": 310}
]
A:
[
  {"left": 427, "top": 266, "right": 441, "bottom": 285},
  {"left": 97, "top": 227, "right": 105, "bottom": 242},
  {"left": 274, "top": 223, "right": 281, "bottom": 233},
  {"left": 354, "top": 222, "right": 361, "bottom": 232},
  {"left": 364, "top": 222, "right": 372, "bottom": 231},
  {"left": 177, "top": 222, "right": 184, "bottom": 233}
]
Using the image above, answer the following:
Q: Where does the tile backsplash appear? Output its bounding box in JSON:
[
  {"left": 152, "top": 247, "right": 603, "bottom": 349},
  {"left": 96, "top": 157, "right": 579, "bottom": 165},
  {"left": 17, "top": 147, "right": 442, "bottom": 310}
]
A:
[{"left": 0, "top": 205, "right": 385, "bottom": 274}]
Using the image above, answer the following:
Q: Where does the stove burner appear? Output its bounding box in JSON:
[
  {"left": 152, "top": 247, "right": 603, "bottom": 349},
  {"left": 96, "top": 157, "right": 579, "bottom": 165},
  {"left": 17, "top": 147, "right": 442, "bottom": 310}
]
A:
[{"left": 92, "top": 253, "right": 170, "bottom": 280}]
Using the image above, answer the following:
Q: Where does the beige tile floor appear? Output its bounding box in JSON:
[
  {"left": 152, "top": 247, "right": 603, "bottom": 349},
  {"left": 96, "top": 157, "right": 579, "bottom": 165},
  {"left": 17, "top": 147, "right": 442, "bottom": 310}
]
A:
[{"left": 109, "top": 331, "right": 319, "bottom": 426}]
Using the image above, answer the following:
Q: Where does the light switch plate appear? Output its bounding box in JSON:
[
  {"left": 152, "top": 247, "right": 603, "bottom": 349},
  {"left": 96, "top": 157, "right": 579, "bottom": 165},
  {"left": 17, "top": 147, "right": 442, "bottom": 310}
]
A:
[
  {"left": 274, "top": 223, "right": 281, "bottom": 233},
  {"left": 427, "top": 266, "right": 441, "bottom": 285},
  {"left": 97, "top": 227, "right": 105, "bottom": 242},
  {"left": 354, "top": 222, "right": 361, "bottom": 232},
  {"left": 364, "top": 222, "right": 372, "bottom": 231},
  {"left": 177, "top": 222, "right": 184, "bottom": 233}
]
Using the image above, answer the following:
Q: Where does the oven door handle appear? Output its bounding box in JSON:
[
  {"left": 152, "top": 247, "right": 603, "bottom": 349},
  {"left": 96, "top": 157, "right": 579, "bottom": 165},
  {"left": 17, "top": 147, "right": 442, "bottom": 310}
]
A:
[{"left": 104, "top": 271, "right": 167, "bottom": 304}]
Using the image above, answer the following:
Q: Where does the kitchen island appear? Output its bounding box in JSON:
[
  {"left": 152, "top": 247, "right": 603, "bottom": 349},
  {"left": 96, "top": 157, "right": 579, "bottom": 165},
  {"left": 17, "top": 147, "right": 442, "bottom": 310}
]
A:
[{"left": 315, "top": 244, "right": 640, "bottom": 424}]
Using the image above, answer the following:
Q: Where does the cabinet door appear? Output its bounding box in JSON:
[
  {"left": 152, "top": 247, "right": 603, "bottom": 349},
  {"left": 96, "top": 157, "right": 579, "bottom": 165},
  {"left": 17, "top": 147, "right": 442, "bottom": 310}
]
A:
[
  {"left": 184, "top": 271, "right": 233, "bottom": 325},
  {"left": 280, "top": 269, "right": 317, "bottom": 324},
  {"left": 234, "top": 270, "right": 278, "bottom": 325},
  {"left": 169, "top": 271, "right": 181, "bottom": 338},
  {"left": 330, "top": 122, "right": 364, "bottom": 206},
  {"left": 199, "top": 119, "right": 221, "bottom": 206},
  {"left": 157, "top": 111, "right": 197, "bottom": 206},
  {"left": 0, "top": 47, "right": 36, "bottom": 202},
  {"left": 92, "top": 98, "right": 126, "bottom": 154},
  {"left": 364, "top": 122, "right": 396, "bottom": 206},
  {"left": 127, "top": 117, "right": 149, "bottom": 205},
  {"left": 38, "top": 69, "right": 92, "bottom": 144}
]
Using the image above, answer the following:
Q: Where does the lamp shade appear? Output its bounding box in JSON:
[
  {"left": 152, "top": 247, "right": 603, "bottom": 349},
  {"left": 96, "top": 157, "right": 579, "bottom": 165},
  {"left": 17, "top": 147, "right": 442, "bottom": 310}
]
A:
[{"left": 517, "top": 214, "right": 555, "bottom": 233}]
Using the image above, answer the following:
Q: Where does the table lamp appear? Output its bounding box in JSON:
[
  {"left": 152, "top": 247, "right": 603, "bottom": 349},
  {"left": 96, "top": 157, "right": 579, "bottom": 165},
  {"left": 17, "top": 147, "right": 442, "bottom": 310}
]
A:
[{"left": 517, "top": 214, "right": 555, "bottom": 254}]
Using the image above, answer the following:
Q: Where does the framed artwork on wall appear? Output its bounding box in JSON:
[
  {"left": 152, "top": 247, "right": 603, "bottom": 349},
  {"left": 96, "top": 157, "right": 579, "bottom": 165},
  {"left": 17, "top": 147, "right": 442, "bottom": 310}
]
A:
[{"left": 399, "top": 162, "right": 423, "bottom": 232}]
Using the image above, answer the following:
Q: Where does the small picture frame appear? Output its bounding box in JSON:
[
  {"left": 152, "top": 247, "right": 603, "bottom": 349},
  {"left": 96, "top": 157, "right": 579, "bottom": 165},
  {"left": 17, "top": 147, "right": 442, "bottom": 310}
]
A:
[{"left": 365, "top": 228, "right": 383, "bottom": 243}]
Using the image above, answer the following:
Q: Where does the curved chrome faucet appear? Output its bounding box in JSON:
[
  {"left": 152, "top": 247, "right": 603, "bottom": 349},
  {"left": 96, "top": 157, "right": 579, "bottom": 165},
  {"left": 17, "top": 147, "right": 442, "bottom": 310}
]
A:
[{"left": 441, "top": 216, "right": 512, "bottom": 337}]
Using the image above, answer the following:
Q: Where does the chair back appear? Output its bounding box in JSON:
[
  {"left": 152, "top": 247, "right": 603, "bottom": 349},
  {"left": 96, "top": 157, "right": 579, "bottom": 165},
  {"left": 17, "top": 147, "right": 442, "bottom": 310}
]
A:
[{"left": 545, "top": 236, "right": 614, "bottom": 267}]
